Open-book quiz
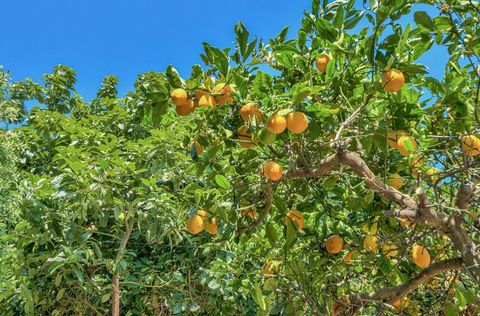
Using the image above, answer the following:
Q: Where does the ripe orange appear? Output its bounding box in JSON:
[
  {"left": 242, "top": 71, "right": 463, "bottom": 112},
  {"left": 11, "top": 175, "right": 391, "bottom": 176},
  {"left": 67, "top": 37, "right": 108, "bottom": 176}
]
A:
[
  {"left": 240, "top": 103, "right": 264, "bottom": 122},
  {"left": 343, "top": 250, "right": 358, "bottom": 265},
  {"left": 213, "top": 83, "right": 235, "bottom": 95},
  {"left": 387, "top": 130, "right": 407, "bottom": 149},
  {"left": 241, "top": 208, "right": 257, "bottom": 219},
  {"left": 171, "top": 88, "right": 188, "bottom": 106},
  {"left": 426, "top": 167, "right": 440, "bottom": 183},
  {"left": 412, "top": 245, "right": 431, "bottom": 268},
  {"left": 197, "top": 210, "right": 208, "bottom": 218},
  {"left": 263, "top": 161, "right": 283, "bottom": 181},
  {"left": 382, "top": 68, "right": 405, "bottom": 92},
  {"left": 285, "top": 210, "right": 304, "bottom": 230},
  {"left": 363, "top": 235, "right": 379, "bottom": 252},
  {"left": 326, "top": 235, "right": 344, "bottom": 254},
  {"left": 387, "top": 174, "right": 404, "bottom": 189},
  {"left": 205, "top": 217, "right": 218, "bottom": 235},
  {"left": 286, "top": 112, "right": 308, "bottom": 134},
  {"left": 197, "top": 93, "right": 216, "bottom": 107},
  {"left": 215, "top": 94, "right": 234, "bottom": 106},
  {"left": 392, "top": 297, "right": 408, "bottom": 311},
  {"left": 266, "top": 113, "right": 287, "bottom": 134},
  {"left": 262, "top": 260, "right": 280, "bottom": 275},
  {"left": 397, "top": 135, "right": 417, "bottom": 156},
  {"left": 315, "top": 52, "right": 332, "bottom": 73},
  {"left": 191, "top": 141, "right": 203, "bottom": 156},
  {"left": 460, "top": 135, "right": 480, "bottom": 156},
  {"left": 186, "top": 214, "right": 204, "bottom": 235},
  {"left": 176, "top": 99, "right": 195, "bottom": 116},
  {"left": 237, "top": 125, "right": 256, "bottom": 148},
  {"left": 382, "top": 242, "right": 398, "bottom": 258},
  {"left": 397, "top": 217, "right": 413, "bottom": 228}
]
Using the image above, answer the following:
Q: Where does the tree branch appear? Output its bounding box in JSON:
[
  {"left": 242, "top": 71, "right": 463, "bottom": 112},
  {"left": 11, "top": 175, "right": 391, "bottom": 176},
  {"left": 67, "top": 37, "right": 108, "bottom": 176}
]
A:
[
  {"left": 112, "top": 218, "right": 134, "bottom": 316},
  {"left": 339, "top": 258, "right": 463, "bottom": 315}
]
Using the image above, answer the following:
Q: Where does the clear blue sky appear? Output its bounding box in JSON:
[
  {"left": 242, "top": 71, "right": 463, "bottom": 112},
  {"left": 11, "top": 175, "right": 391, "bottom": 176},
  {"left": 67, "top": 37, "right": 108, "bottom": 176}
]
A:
[{"left": 3, "top": 0, "right": 446, "bottom": 101}]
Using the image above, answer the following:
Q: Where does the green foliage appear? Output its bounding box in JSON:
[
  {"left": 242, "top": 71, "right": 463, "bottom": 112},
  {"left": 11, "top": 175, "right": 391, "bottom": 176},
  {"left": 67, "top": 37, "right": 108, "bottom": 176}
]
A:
[{"left": 1, "top": 0, "right": 480, "bottom": 315}]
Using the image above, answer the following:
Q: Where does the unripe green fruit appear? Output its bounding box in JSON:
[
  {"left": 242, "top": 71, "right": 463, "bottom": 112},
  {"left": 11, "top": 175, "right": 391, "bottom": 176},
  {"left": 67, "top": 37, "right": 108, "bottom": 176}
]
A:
[{"left": 258, "top": 128, "right": 276, "bottom": 145}]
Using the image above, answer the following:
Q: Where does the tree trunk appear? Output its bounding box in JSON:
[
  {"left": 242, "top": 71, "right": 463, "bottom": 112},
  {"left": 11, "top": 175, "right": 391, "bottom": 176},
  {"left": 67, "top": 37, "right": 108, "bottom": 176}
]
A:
[{"left": 111, "top": 219, "right": 133, "bottom": 316}]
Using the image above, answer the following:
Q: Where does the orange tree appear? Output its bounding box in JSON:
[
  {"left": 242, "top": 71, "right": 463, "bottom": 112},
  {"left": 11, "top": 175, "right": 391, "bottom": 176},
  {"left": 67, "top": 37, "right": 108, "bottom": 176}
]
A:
[{"left": 1, "top": 0, "right": 480, "bottom": 315}]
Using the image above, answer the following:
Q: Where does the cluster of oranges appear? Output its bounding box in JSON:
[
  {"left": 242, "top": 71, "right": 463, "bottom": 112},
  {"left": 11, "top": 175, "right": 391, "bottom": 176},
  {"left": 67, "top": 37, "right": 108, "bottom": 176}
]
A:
[
  {"left": 170, "top": 82, "right": 235, "bottom": 116},
  {"left": 186, "top": 210, "right": 219, "bottom": 235}
]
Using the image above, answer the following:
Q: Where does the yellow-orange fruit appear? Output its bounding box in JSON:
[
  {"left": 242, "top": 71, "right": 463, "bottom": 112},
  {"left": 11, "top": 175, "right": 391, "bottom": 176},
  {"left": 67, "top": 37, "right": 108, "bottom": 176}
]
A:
[
  {"left": 215, "top": 94, "right": 234, "bottom": 106},
  {"left": 286, "top": 112, "right": 308, "bottom": 134},
  {"left": 387, "top": 174, "right": 404, "bottom": 189},
  {"left": 397, "top": 217, "right": 413, "bottom": 228},
  {"left": 240, "top": 103, "right": 263, "bottom": 122},
  {"left": 382, "top": 68, "right": 405, "bottom": 92},
  {"left": 205, "top": 217, "right": 218, "bottom": 235},
  {"left": 241, "top": 208, "right": 257, "bottom": 219},
  {"left": 171, "top": 88, "right": 188, "bottom": 106},
  {"left": 387, "top": 130, "right": 407, "bottom": 149},
  {"left": 397, "top": 135, "right": 417, "bottom": 156},
  {"left": 237, "top": 125, "right": 256, "bottom": 148},
  {"left": 363, "top": 235, "right": 379, "bottom": 252},
  {"left": 315, "top": 52, "right": 332, "bottom": 73},
  {"left": 198, "top": 93, "right": 216, "bottom": 107},
  {"left": 266, "top": 113, "right": 287, "bottom": 134},
  {"left": 176, "top": 99, "right": 195, "bottom": 116},
  {"left": 392, "top": 297, "right": 408, "bottom": 311},
  {"left": 197, "top": 210, "right": 208, "bottom": 218},
  {"left": 426, "top": 167, "right": 440, "bottom": 183},
  {"left": 186, "top": 215, "right": 204, "bottom": 235},
  {"left": 382, "top": 243, "right": 398, "bottom": 258},
  {"left": 191, "top": 141, "right": 203, "bottom": 156},
  {"left": 263, "top": 161, "right": 283, "bottom": 181},
  {"left": 412, "top": 245, "right": 431, "bottom": 268},
  {"left": 326, "top": 235, "right": 344, "bottom": 254},
  {"left": 285, "top": 210, "right": 304, "bottom": 230},
  {"left": 262, "top": 260, "right": 280, "bottom": 275},
  {"left": 343, "top": 250, "right": 358, "bottom": 265},
  {"left": 461, "top": 135, "right": 480, "bottom": 156},
  {"left": 410, "top": 156, "right": 425, "bottom": 173},
  {"left": 213, "top": 83, "right": 235, "bottom": 95}
]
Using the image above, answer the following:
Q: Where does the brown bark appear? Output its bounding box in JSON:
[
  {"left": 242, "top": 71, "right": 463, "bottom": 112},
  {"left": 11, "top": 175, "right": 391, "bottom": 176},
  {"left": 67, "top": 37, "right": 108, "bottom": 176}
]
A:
[
  {"left": 112, "top": 219, "right": 134, "bottom": 316},
  {"left": 282, "top": 148, "right": 480, "bottom": 312},
  {"left": 340, "top": 258, "right": 463, "bottom": 315}
]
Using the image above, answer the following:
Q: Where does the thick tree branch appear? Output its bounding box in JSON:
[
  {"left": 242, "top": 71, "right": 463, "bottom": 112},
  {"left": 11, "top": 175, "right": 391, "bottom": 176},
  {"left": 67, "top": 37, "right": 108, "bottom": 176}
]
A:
[
  {"left": 338, "top": 258, "right": 463, "bottom": 315},
  {"left": 284, "top": 149, "right": 480, "bottom": 283},
  {"left": 112, "top": 218, "right": 134, "bottom": 316}
]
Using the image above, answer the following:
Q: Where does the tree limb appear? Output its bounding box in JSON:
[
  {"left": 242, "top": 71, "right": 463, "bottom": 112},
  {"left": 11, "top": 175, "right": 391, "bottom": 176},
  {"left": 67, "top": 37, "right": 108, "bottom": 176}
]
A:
[{"left": 338, "top": 258, "right": 463, "bottom": 315}]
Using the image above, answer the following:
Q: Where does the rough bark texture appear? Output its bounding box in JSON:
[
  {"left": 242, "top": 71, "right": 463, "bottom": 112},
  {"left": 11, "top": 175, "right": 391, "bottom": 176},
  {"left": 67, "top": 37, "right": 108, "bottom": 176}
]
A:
[{"left": 282, "top": 148, "right": 479, "bottom": 314}]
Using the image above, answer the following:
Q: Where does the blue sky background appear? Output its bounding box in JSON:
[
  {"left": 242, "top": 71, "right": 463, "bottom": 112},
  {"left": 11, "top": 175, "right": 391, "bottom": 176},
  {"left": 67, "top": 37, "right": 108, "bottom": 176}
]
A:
[{"left": 2, "top": 0, "right": 447, "bottom": 102}]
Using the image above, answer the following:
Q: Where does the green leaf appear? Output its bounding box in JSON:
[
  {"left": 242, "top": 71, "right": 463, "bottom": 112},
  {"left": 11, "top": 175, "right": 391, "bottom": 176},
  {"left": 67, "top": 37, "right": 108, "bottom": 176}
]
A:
[
  {"left": 315, "top": 18, "right": 338, "bottom": 42},
  {"left": 254, "top": 283, "right": 266, "bottom": 310},
  {"left": 101, "top": 293, "right": 111, "bottom": 303},
  {"left": 166, "top": 65, "right": 184, "bottom": 88},
  {"left": 414, "top": 11, "right": 434, "bottom": 30},
  {"left": 266, "top": 222, "right": 278, "bottom": 245},
  {"left": 444, "top": 302, "right": 460, "bottom": 316},
  {"left": 214, "top": 175, "right": 231, "bottom": 190},
  {"left": 151, "top": 101, "right": 167, "bottom": 127},
  {"left": 286, "top": 220, "right": 297, "bottom": 248},
  {"left": 54, "top": 273, "right": 62, "bottom": 287},
  {"left": 202, "top": 43, "right": 229, "bottom": 77},
  {"left": 344, "top": 11, "right": 365, "bottom": 30},
  {"left": 56, "top": 288, "right": 65, "bottom": 301},
  {"left": 252, "top": 71, "right": 272, "bottom": 98},
  {"left": 333, "top": 5, "right": 344, "bottom": 29}
]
